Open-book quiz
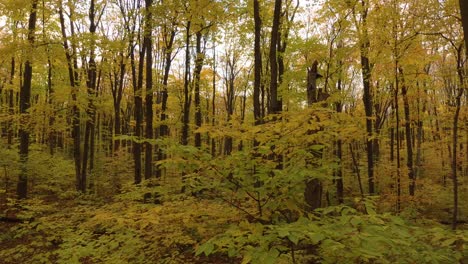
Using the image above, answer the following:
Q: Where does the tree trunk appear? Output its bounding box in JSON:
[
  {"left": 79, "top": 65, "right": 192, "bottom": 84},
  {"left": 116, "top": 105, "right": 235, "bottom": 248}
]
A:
[
  {"left": 81, "top": 0, "right": 98, "bottom": 193},
  {"left": 156, "top": 28, "right": 175, "bottom": 177},
  {"left": 358, "top": 0, "right": 375, "bottom": 195},
  {"left": 111, "top": 53, "right": 125, "bottom": 153},
  {"left": 304, "top": 61, "right": 323, "bottom": 210},
  {"left": 394, "top": 76, "right": 402, "bottom": 212},
  {"left": 452, "top": 43, "right": 465, "bottom": 229},
  {"left": 59, "top": 2, "right": 82, "bottom": 191},
  {"left": 8, "top": 56, "right": 15, "bottom": 147},
  {"left": 181, "top": 22, "right": 191, "bottom": 146},
  {"left": 194, "top": 31, "right": 204, "bottom": 149},
  {"left": 399, "top": 68, "right": 415, "bottom": 196},
  {"left": 17, "top": 0, "right": 38, "bottom": 199},
  {"left": 224, "top": 51, "right": 236, "bottom": 155},
  {"left": 268, "top": 0, "right": 282, "bottom": 114},
  {"left": 453, "top": 0, "right": 468, "bottom": 231},
  {"left": 131, "top": 12, "right": 144, "bottom": 184},
  {"left": 144, "top": 0, "right": 154, "bottom": 180},
  {"left": 335, "top": 71, "right": 344, "bottom": 204},
  {"left": 253, "top": 0, "right": 262, "bottom": 123},
  {"left": 211, "top": 38, "right": 217, "bottom": 156}
]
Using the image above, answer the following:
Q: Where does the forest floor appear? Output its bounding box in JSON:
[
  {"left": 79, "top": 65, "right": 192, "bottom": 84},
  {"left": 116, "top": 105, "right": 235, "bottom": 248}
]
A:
[
  {"left": 0, "top": 191, "right": 242, "bottom": 264},
  {"left": 0, "top": 181, "right": 467, "bottom": 264},
  {"left": 0, "top": 190, "right": 468, "bottom": 264}
]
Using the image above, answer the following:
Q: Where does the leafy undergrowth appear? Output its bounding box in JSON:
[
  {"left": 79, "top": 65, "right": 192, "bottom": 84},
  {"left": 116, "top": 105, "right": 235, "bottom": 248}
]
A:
[
  {"left": 1, "top": 192, "right": 467, "bottom": 264},
  {"left": 0, "top": 194, "right": 240, "bottom": 264}
]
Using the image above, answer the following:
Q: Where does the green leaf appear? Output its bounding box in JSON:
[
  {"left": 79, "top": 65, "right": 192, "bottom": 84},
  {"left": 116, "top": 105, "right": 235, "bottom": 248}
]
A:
[
  {"left": 241, "top": 253, "right": 252, "bottom": 264},
  {"left": 277, "top": 229, "right": 289, "bottom": 238},
  {"left": 308, "top": 232, "right": 325, "bottom": 244},
  {"left": 195, "top": 242, "right": 214, "bottom": 256},
  {"left": 441, "top": 238, "right": 458, "bottom": 247},
  {"left": 264, "top": 249, "right": 280, "bottom": 264},
  {"left": 228, "top": 247, "right": 237, "bottom": 257},
  {"left": 288, "top": 233, "right": 300, "bottom": 245}
]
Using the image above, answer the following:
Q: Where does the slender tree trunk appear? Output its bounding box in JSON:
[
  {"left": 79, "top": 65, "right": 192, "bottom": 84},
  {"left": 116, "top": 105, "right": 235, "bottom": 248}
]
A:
[
  {"left": 453, "top": 0, "right": 468, "bottom": 230},
  {"left": 131, "top": 13, "right": 144, "bottom": 184},
  {"left": 415, "top": 83, "right": 424, "bottom": 181},
  {"left": 335, "top": 74, "right": 344, "bottom": 204},
  {"left": 156, "top": 28, "right": 175, "bottom": 177},
  {"left": 41, "top": 0, "right": 54, "bottom": 155},
  {"left": 81, "top": 0, "right": 98, "bottom": 193},
  {"left": 8, "top": 56, "right": 15, "bottom": 147},
  {"left": 194, "top": 31, "right": 204, "bottom": 149},
  {"left": 223, "top": 51, "right": 236, "bottom": 155},
  {"left": 111, "top": 53, "right": 125, "bottom": 153},
  {"left": 358, "top": 0, "right": 375, "bottom": 195},
  {"left": 17, "top": 0, "right": 38, "bottom": 199},
  {"left": 452, "top": 46, "right": 465, "bottom": 229},
  {"left": 350, "top": 142, "right": 364, "bottom": 198},
  {"left": 304, "top": 61, "right": 323, "bottom": 210},
  {"left": 181, "top": 22, "right": 191, "bottom": 146},
  {"left": 399, "top": 68, "right": 415, "bottom": 196},
  {"left": 394, "top": 76, "right": 402, "bottom": 212},
  {"left": 211, "top": 38, "right": 217, "bottom": 156},
  {"left": 253, "top": 0, "right": 262, "bottom": 123},
  {"left": 268, "top": 0, "right": 282, "bottom": 114},
  {"left": 117, "top": 61, "right": 125, "bottom": 151},
  {"left": 59, "top": 2, "right": 82, "bottom": 191},
  {"left": 144, "top": 0, "right": 154, "bottom": 180},
  {"left": 46, "top": 54, "right": 55, "bottom": 155}
]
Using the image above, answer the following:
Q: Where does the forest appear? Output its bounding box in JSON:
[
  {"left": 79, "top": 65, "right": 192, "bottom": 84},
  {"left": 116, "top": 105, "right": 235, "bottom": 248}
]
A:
[{"left": 0, "top": 0, "right": 467, "bottom": 263}]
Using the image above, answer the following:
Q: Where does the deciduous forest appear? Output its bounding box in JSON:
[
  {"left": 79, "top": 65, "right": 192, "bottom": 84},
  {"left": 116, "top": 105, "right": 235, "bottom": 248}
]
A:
[{"left": 0, "top": 0, "right": 467, "bottom": 263}]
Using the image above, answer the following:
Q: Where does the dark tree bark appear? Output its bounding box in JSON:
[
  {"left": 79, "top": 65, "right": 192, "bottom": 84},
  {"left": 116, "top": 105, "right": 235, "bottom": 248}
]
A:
[
  {"left": 181, "top": 22, "right": 191, "bottom": 146},
  {"left": 394, "top": 71, "right": 402, "bottom": 212},
  {"left": 144, "top": 0, "right": 154, "bottom": 180},
  {"left": 111, "top": 52, "right": 126, "bottom": 153},
  {"left": 8, "top": 56, "right": 15, "bottom": 147},
  {"left": 131, "top": 0, "right": 144, "bottom": 184},
  {"left": 358, "top": 0, "right": 375, "bottom": 195},
  {"left": 211, "top": 38, "right": 217, "bottom": 156},
  {"left": 253, "top": 0, "right": 262, "bottom": 123},
  {"left": 414, "top": 81, "right": 425, "bottom": 181},
  {"left": 17, "top": 0, "right": 38, "bottom": 199},
  {"left": 399, "top": 68, "right": 415, "bottom": 196},
  {"left": 46, "top": 51, "right": 55, "bottom": 155},
  {"left": 156, "top": 26, "right": 176, "bottom": 178},
  {"left": 452, "top": 43, "right": 465, "bottom": 229},
  {"left": 335, "top": 62, "right": 344, "bottom": 204},
  {"left": 223, "top": 49, "right": 238, "bottom": 155},
  {"left": 268, "top": 0, "right": 282, "bottom": 114},
  {"left": 350, "top": 142, "right": 364, "bottom": 198},
  {"left": 304, "top": 61, "right": 323, "bottom": 211},
  {"left": 59, "top": 2, "right": 82, "bottom": 191},
  {"left": 277, "top": 0, "right": 298, "bottom": 92},
  {"left": 194, "top": 31, "right": 204, "bottom": 149},
  {"left": 160, "top": 29, "right": 175, "bottom": 138},
  {"left": 454, "top": 0, "right": 468, "bottom": 230},
  {"left": 81, "top": 0, "right": 99, "bottom": 193},
  {"left": 460, "top": 0, "right": 468, "bottom": 48}
]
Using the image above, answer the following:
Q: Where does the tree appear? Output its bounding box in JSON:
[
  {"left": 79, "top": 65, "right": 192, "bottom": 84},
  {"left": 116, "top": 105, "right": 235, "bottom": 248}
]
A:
[
  {"left": 268, "top": 0, "right": 283, "bottom": 114},
  {"left": 253, "top": 0, "right": 262, "bottom": 123},
  {"left": 131, "top": 0, "right": 144, "bottom": 184},
  {"left": 155, "top": 4, "right": 177, "bottom": 177},
  {"left": 455, "top": 0, "right": 468, "bottom": 231},
  {"left": 144, "top": 0, "right": 154, "bottom": 179},
  {"left": 80, "top": 0, "right": 102, "bottom": 193},
  {"left": 58, "top": 0, "right": 82, "bottom": 191},
  {"left": 17, "top": 0, "right": 38, "bottom": 199},
  {"left": 358, "top": 0, "right": 375, "bottom": 195}
]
